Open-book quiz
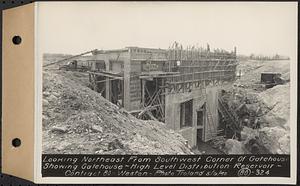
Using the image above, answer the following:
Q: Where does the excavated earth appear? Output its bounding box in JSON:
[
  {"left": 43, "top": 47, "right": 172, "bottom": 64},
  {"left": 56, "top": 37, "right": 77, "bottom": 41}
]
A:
[
  {"left": 42, "top": 70, "right": 192, "bottom": 155},
  {"left": 223, "top": 59, "right": 290, "bottom": 154}
]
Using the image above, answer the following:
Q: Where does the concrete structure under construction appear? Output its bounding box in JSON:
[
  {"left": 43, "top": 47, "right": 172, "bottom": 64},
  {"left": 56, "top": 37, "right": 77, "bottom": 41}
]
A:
[{"left": 88, "top": 42, "right": 238, "bottom": 147}]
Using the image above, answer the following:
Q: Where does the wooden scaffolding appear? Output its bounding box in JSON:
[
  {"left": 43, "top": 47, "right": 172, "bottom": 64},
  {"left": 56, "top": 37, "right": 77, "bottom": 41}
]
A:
[
  {"left": 136, "top": 42, "right": 237, "bottom": 121},
  {"left": 89, "top": 42, "right": 237, "bottom": 126},
  {"left": 89, "top": 70, "right": 124, "bottom": 106}
]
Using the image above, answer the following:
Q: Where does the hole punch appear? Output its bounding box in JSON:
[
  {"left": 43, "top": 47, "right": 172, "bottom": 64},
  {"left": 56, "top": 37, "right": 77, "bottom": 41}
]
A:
[
  {"left": 12, "top": 138, "right": 21, "bottom": 147},
  {"left": 12, "top": 35, "right": 22, "bottom": 45}
]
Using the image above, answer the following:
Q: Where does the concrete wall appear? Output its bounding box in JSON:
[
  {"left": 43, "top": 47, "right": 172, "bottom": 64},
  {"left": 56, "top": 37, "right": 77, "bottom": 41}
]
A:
[
  {"left": 129, "top": 72, "right": 142, "bottom": 110},
  {"left": 165, "top": 86, "right": 219, "bottom": 147},
  {"left": 141, "top": 61, "right": 166, "bottom": 72},
  {"left": 92, "top": 51, "right": 131, "bottom": 110},
  {"left": 204, "top": 86, "right": 219, "bottom": 142},
  {"left": 165, "top": 88, "right": 205, "bottom": 147},
  {"left": 131, "top": 60, "right": 142, "bottom": 72},
  {"left": 129, "top": 60, "right": 142, "bottom": 110},
  {"left": 129, "top": 47, "right": 166, "bottom": 61},
  {"left": 110, "top": 61, "right": 123, "bottom": 73}
]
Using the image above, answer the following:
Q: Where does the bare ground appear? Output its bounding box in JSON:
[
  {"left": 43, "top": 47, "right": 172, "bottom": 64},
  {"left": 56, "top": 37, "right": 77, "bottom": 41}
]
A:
[
  {"left": 42, "top": 70, "right": 192, "bottom": 154},
  {"left": 224, "top": 59, "right": 290, "bottom": 154}
]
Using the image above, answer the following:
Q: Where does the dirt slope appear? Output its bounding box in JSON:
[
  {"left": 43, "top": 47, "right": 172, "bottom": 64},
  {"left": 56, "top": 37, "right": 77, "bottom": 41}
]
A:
[
  {"left": 42, "top": 70, "right": 192, "bottom": 154},
  {"left": 258, "top": 84, "right": 290, "bottom": 154}
]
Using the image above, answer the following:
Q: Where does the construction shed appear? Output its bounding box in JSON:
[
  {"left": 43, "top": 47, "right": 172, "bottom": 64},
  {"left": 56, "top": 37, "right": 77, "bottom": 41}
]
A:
[{"left": 89, "top": 42, "right": 237, "bottom": 147}]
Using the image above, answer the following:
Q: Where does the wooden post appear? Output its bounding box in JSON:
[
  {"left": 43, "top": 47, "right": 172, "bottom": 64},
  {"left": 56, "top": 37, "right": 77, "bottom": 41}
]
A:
[
  {"left": 141, "top": 79, "right": 145, "bottom": 107},
  {"left": 93, "top": 74, "right": 97, "bottom": 92},
  {"left": 121, "top": 79, "right": 124, "bottom": 107},
  {"left": 104, "top": 59, "right": 110, "bottom": 101},
  {"left": 161, "top": 78, "right": 165, "bottom": 120}
]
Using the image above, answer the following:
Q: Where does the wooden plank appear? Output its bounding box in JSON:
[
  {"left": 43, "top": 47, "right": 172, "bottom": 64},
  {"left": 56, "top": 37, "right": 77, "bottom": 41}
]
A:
[{"left": 89, "top": 71, "right": 123, "bottom": 79}]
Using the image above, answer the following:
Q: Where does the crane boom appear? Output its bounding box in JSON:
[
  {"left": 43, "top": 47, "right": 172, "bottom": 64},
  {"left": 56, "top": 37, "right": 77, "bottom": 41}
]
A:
[{"left": 43, "top": 49, "right": 97, "bottom": 67}]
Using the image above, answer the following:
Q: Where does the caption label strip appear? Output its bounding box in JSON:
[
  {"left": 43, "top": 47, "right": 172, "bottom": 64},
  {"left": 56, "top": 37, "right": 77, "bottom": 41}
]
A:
[{"left": 42, "top": 154, "right": 290, "bottom": 177}]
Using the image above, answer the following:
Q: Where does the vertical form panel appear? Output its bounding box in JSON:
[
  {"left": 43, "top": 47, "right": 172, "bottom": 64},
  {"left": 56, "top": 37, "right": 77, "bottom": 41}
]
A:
[{"left": 123, "top": 52, "right": 131, "bottom": 110}]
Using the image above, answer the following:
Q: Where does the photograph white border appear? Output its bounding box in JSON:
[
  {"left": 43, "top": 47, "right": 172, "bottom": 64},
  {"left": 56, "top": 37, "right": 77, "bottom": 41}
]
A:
[{"left": 34, "top": 2, "right": 297, "bottom": 184}]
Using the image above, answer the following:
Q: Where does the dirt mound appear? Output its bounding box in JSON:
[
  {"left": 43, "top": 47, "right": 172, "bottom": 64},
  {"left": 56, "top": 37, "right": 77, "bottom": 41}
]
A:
[
  {"left": 257, "top": 84, "right": 290, "bottom": 154},
  {"left": 236, "top": 60, "right": 290, "bottom": 89},
  {"left": 259, "top": 84, "right": 290, "bottom": 128},
  {"left": 259, "top": 126, "right": 290, "bottom": 154},
  {"left": 42, "top": 70, "right": 192, "bottom": 154},
  {"left": 224, "top": 139, "right": 245, "bottom": 154}
]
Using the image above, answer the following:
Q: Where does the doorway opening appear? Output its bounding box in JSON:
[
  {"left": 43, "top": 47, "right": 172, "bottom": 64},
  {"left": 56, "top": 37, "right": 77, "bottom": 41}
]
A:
[
  {"left": 110, "top": 79, "right": 123, "bottom": 107},
  {"left": 197, "top": 104, "right": 205, "bottom": 126},
  {"left": 142, "top": 78, "right": 165, "bottom": 121},
  {"left": 180, "top": 99, "right": 193, "bottom": 128},
  {"left": 197, "top": 129, "right": 204, "bottom": 143}
]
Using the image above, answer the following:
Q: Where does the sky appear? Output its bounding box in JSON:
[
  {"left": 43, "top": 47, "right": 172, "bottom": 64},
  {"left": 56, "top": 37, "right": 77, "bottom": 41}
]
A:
[{"left": 37, "top": 2, "right": 297, "bottom": 57}]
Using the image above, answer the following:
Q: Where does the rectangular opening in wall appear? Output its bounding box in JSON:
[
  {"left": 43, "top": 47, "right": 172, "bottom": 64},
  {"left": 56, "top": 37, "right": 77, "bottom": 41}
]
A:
[
  {"left": 109, "top": 60, "right": 124, "bottom": 73},
  {"left": 94, "top": 60, "right": 106, "bottom": 71},
  {"left": 197, "top": 104, "right": 205, "bottom": 126},
  {"left": 197, "top": 128, "right": 204, "bottom": 142},
  {"left": 142, "top": 78, "right": 165, "bottom": 121},
  {"left": 95, "top": 75, "right": 106, "bottom": 98},
  {"left": 180, "top": 99, "right": 193, "bottom": 128},
  {"left": 110, "top": 79, "right": 123, "bottom": 107}
]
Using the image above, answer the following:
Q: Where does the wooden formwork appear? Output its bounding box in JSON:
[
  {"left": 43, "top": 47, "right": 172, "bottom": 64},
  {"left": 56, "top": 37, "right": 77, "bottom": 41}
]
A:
[
  {"left": 131, "top": 42, "right": 237, "bottom": 123},
  {"left": 89, "top": 71, "right": 124, "bottom": 106},
  {"left": 87, "top": 42, "right": 237, "bottom": 129}
]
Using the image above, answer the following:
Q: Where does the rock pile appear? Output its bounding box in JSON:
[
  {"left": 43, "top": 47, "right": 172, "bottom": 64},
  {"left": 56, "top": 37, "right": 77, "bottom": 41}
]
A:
[{"left": 222, "top": 59, "right": 290, "bottom": 154}]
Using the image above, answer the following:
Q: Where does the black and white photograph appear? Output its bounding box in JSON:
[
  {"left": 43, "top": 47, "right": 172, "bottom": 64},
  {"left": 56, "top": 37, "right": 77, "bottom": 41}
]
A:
[
  {"left": 1, "top": 1, "right": 297, "bottom": 184},
  {"left": 40, "top": 2, "right": 295, "bottom": 156}
]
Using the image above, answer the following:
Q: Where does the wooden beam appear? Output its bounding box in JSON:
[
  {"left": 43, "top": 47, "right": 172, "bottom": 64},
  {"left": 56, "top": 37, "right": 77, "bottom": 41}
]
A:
[
  {"left": 88, "top": 71, "right": 123, "bottom": 80},
  {"left": 95, "top": 79, "right": 122, "bottom": 83}
]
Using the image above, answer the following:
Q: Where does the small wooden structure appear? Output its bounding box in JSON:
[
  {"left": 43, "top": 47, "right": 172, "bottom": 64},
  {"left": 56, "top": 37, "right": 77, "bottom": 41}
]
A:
[{"left": 261, "top": 72, "right": 285, "bottom": 88}]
